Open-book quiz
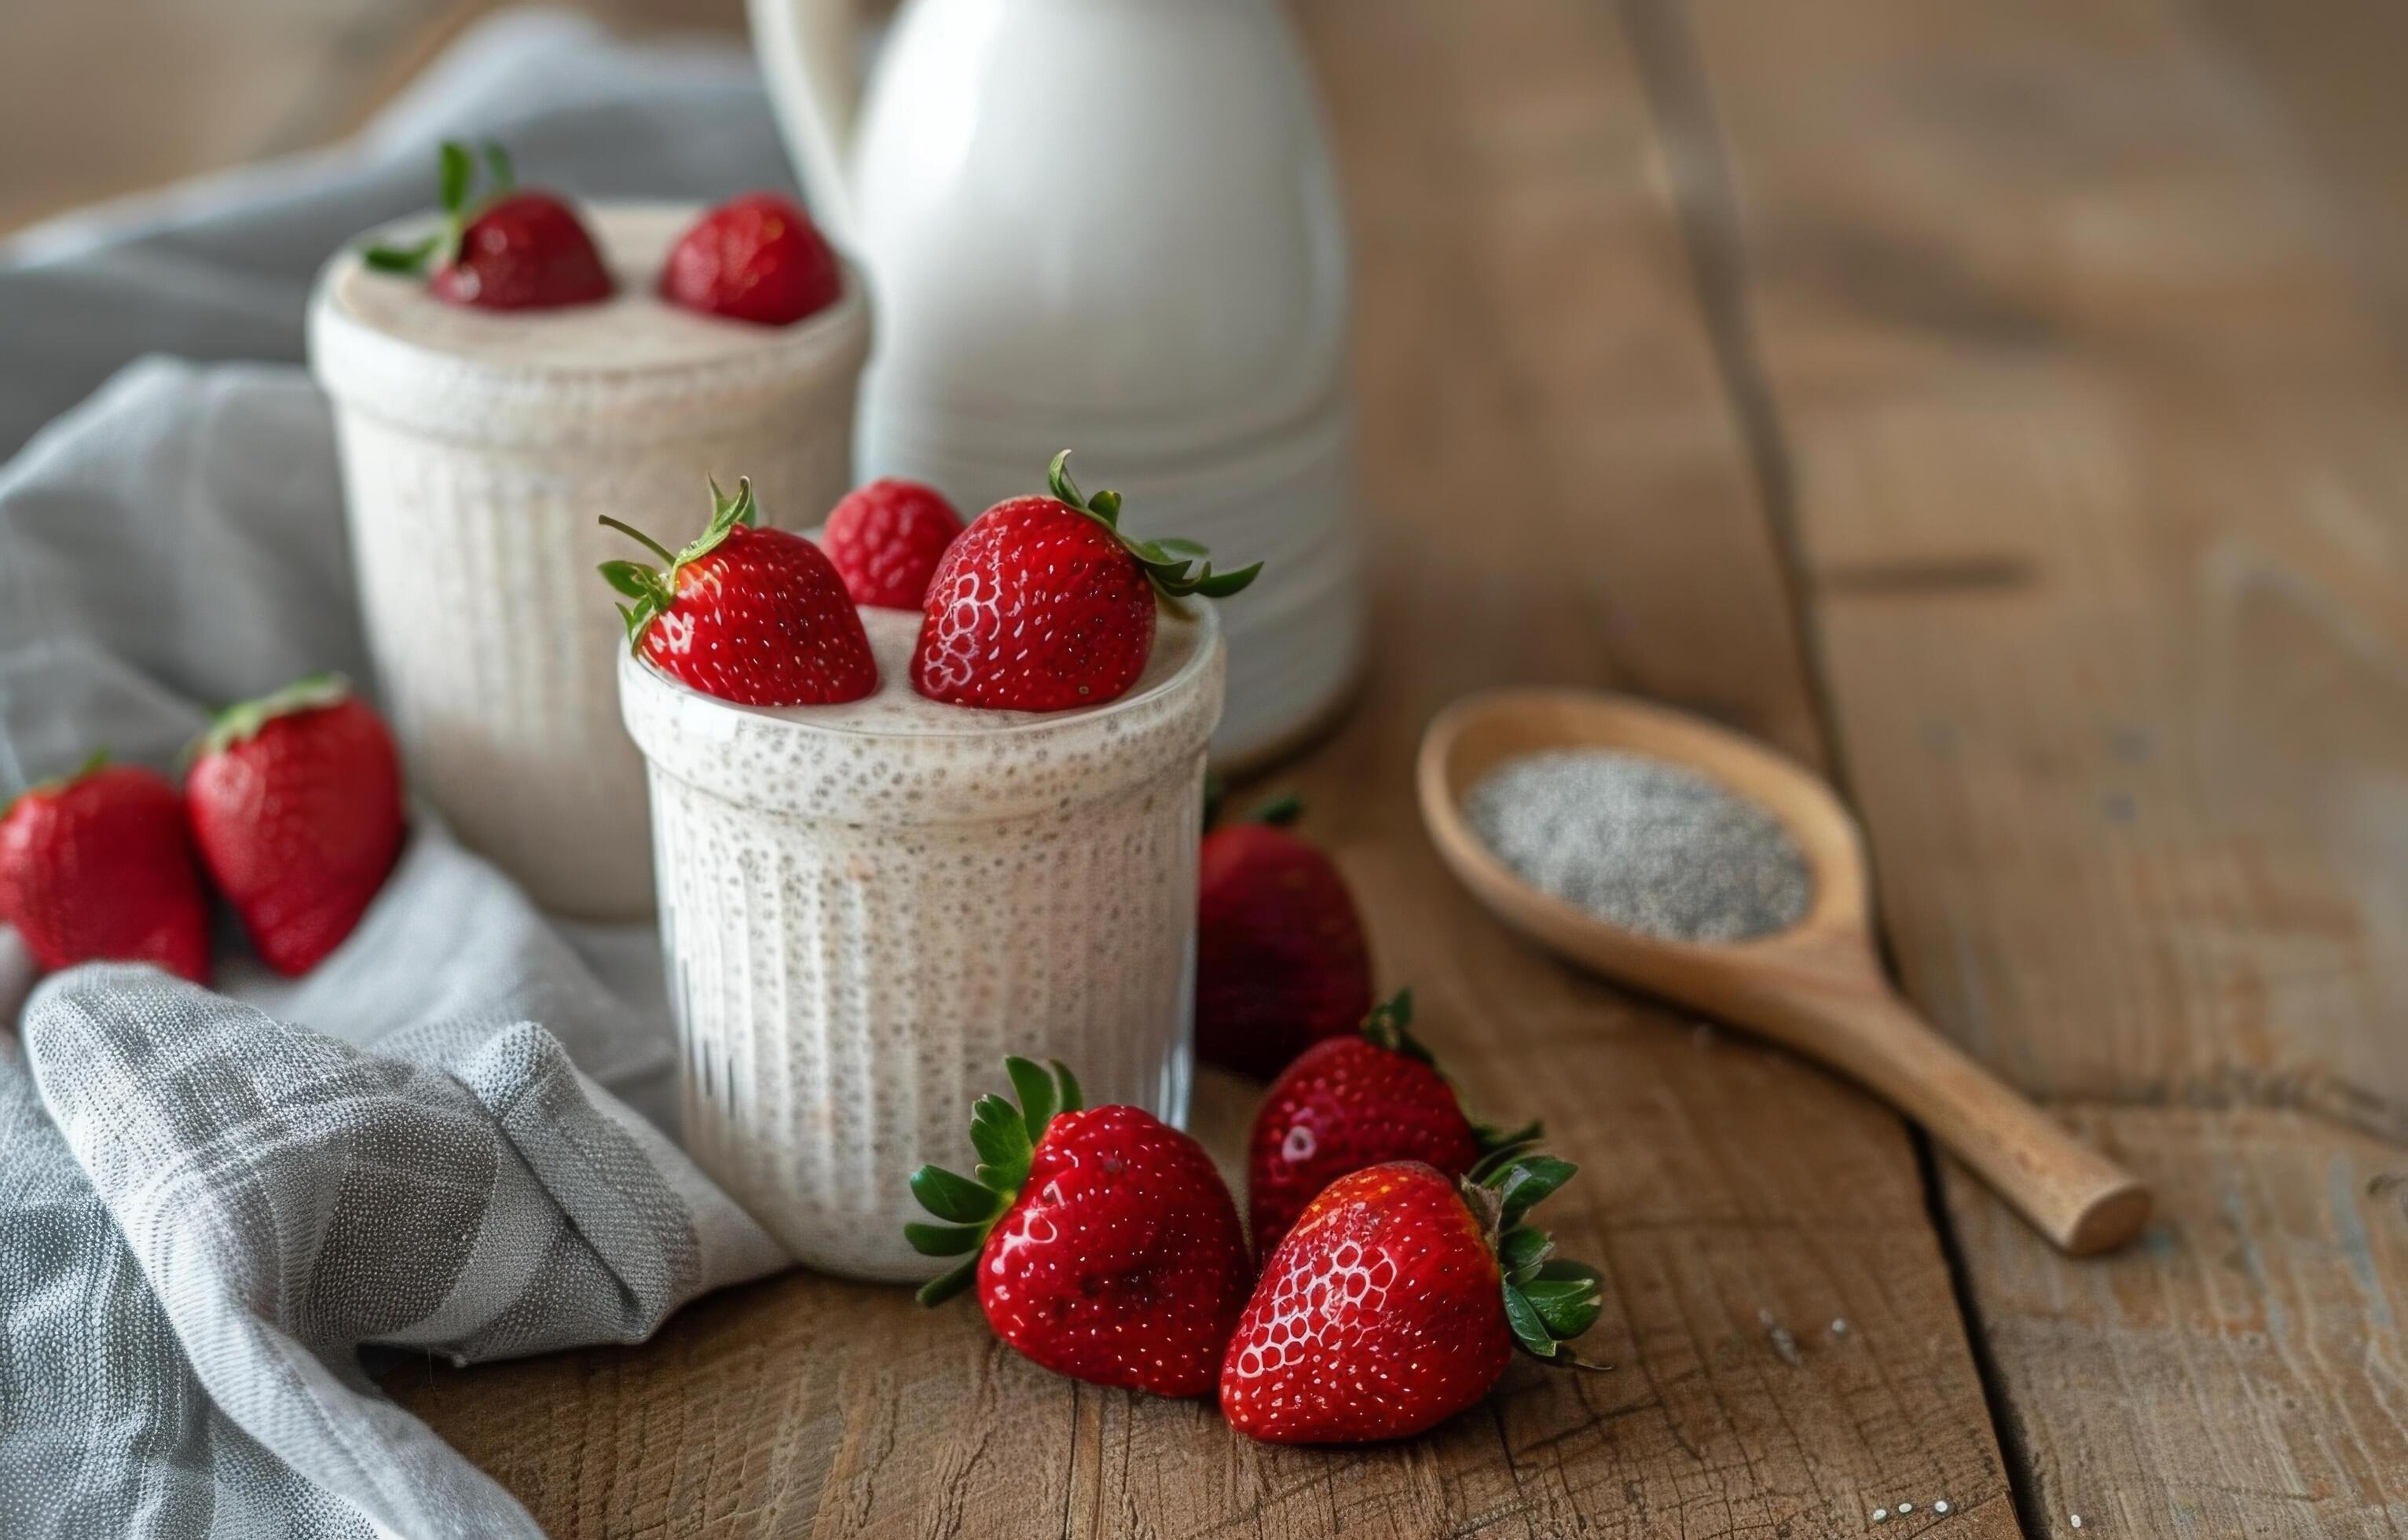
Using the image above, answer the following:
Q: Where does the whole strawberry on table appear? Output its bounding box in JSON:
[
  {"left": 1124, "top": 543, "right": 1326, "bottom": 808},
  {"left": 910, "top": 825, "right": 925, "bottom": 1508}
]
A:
[
  {"left": 1248, "top": 988, "right": 1540, "bottom": 1257},
  {"left": 910, "top": 1041, "right": 1602, "bottom": 1444},
  {"left": 1196, "top": 790, "right": 1375, "bottom": 1080},
  {"left": 906, "top": 1058, "right": 1252, "bottom": 1398}
]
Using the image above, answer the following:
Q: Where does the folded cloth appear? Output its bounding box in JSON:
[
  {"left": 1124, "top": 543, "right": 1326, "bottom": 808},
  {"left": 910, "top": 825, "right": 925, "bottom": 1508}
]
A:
[{"left": 0, "top": 13, "right": 812, "bottom": 1537}]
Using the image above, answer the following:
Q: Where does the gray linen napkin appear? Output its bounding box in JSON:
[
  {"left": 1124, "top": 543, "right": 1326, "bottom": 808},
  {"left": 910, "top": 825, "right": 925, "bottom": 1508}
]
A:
[{"left": 0, "top": 14, "right": 818, "bottom": 1537}]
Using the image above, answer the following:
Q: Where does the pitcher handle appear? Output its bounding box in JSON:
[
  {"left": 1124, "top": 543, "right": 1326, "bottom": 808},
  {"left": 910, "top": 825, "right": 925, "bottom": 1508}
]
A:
[{"left": 747, "top": 0, "right": 862, "bottom": 249}]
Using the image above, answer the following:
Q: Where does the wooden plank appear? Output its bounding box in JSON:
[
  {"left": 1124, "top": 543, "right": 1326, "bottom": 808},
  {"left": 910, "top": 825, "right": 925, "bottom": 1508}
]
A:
[
  {"left": 394, "top": 0, "right": 2014, "bottom": 1533},
  {"left": 1658, "top": 0, "right": 2408, "bottom": 1531}
]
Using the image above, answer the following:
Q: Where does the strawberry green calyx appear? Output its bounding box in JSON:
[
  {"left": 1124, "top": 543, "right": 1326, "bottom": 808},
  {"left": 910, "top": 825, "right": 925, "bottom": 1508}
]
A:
[
  {"left": 1460, "top": 1153, "right": 1609, "bottom": 1366},
  {"left": 597, "top": 477, "right": 761, "bottom": 653},
  {"left": 1045, "top": 450, "right": 1263, "bottom": 601},
  {"left": 3, "top": 748, "right": 109, "bottom": 820},
  {"left": 192, "top": 674, "right": 353, "bottom": 761},
  {"left": 906, "top": 1057, "right": 1087, "bottom": 1306},
  {"left": 362, "top": 139, "right": 516, "bottom": 275},
  {"left": 1359, "top": 990, "right": 1545, "bottom": 1160}
]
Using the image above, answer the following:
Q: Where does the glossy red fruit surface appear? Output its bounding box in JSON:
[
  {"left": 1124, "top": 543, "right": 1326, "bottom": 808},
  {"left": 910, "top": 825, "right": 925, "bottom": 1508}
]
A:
[
  {"left": 1249, "top": 1030, "right": 1483, "bottom": 1259},
  {"left": 0, "top": 757, "right": 211, "bottom": 984},
  {"left": 909, "top": 453, "right": 1260, "bottom": 713},
  {"left": 1222, "top": 1161, "right": 1512, "bottom": 1443},
  {"left": 906, "top": 1061, "right": 1252, "bottom": 1399},
  {"left": 186, "top": 679, "right": 405, "bottom": 977},
  {"left": 978, "top": 1105, "right": 1252, "bottom": 1395},
  {"left": 659, "top": 192, "right": 843, "bottom": 326},
  {"left": 822, "top": 478, "right": 965, "bottom": 609},
  {"left": 600, "top": 478, "right": 878, "bottom": 708},
  {"left": 431, "top": 191, "right": 614, "bottom": 310},
  {"left": 1196, "top": 822, "right": 1373, "bottom": 1079},
  {"left": 911, "top": 495, "right": 1156, "bottom": 711}
]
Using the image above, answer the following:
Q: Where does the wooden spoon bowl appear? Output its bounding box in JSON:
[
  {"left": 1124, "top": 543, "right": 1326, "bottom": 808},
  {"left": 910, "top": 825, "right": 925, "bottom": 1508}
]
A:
[{"left": 1420, "top": 687, "right": 2150, "bottom": 1256}]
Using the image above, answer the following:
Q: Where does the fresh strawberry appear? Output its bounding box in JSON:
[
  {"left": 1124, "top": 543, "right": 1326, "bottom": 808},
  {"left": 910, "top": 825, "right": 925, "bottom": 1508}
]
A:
[
  {"left": 911, "top": 452, "right": 1260, "bottom": 712},
  {"left": 0, "top": 753, "right": 211, "bottom": 984},
  {"left": 660, "top": 192, "right": 842, "bottom": 326},
  {"left": 1195, "top": 795, "right": 1373, "bottom": 1080},
  {"left": 599, "top": 477, "right": 878, "bottom": 707},
  {"left": 1248, "top": 990, "right": 1540, "bottom": 1256},
  {"left": 362, "top": 140, "right": 613, "bottom": 311},
  {"left": 821, "top": 478, "right": 965, "bottom": 609},
  {"left": 185, "top": 676, "right": 405, "bottom": 977},
  {"left": 1222, "top": 1155, "right": 1605, "bottom": 1444},
  {"left": 907, "top": 1058, "right": 1251, "bottom": 1398}
]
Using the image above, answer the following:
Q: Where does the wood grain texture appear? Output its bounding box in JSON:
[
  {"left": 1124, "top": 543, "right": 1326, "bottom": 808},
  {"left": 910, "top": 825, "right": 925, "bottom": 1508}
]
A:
[
  {"left": 1653, "top": 0, "right": 2408, "bottom": 1531},
  {"left": 391, "top": 0, "right": 2016, "bottom": 1532}
]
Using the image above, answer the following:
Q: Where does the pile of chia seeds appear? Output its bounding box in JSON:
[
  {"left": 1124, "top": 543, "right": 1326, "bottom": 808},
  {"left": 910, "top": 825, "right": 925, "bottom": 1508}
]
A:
[{"left": 1462, "top": 748, "right": 1811, "bottom": 943}]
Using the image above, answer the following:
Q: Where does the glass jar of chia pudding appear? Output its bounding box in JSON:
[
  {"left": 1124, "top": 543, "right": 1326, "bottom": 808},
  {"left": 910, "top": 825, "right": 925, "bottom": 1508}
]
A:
[
  {"left": 618, "top": 598, "right": 1222, "bottom": 1279},
  {"left": 308, "top": 204, "right": 870, "bottom": 918}
]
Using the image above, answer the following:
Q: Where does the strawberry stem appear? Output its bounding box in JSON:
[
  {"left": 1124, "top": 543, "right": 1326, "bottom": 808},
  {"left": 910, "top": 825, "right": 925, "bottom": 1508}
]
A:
[{"left": 596, "top": 515, "right": 678, "bottom": 566}]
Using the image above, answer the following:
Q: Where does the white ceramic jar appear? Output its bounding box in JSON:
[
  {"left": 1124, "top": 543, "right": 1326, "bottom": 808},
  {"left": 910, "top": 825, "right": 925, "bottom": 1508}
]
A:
[
  {"left": 750, "top": 0, "right": 1364, "bottom": 766},
  {"left": 620, "top": 602, "right": 1222, "bottom": 1279},
  {"left": 308, "top": 204, "right": 870, "bottom": 918}
]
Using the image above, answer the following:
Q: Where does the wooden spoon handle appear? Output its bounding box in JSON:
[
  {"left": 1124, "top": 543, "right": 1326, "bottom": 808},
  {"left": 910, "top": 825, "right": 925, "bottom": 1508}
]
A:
[{"left": 1744, "top": 979, "right": 2150, "bottom": 1255}]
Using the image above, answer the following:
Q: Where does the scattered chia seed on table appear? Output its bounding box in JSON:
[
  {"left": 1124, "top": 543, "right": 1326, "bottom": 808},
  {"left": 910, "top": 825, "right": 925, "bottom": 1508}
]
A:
[{"left": 1463, "top": 749, "right": 1812, "bottom": 942}]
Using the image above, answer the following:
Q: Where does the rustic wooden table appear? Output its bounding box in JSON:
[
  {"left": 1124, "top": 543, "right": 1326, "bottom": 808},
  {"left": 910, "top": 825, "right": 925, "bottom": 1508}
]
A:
[{"left": 12, "top": 0, "right": 2406, "bottom": 1535}]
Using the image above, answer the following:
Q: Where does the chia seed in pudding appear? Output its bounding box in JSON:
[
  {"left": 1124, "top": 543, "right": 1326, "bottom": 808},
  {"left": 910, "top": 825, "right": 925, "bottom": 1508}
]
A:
[{"left": 1462, "top": 748, "right": 1812, "bottom": 943}]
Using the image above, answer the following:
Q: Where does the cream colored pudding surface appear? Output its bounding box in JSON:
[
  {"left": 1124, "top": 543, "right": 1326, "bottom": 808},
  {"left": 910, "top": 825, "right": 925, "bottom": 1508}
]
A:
[
  {"left": 622, "top": 602, "right": 1224, "bottom": 1281},
  {"left": 309, "top": 204, "right": 870, "bottom": 919}
]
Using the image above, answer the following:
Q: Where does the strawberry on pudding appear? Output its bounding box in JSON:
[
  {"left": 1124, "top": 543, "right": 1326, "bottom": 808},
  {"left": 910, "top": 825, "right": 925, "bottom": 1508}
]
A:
[
  {"left": 310, "top": 144, "right": 867, "bottom": 918},
  {"left": 615, "top": 460, "right": 1252, "bottom": 1279}
]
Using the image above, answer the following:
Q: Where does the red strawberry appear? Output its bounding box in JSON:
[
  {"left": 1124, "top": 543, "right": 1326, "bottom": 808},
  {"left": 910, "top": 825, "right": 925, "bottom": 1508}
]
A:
[
  {"left": 0, "top": 753, "right": 211, "bottom": 984},
  {"left": 363, "top": 140, "right": 613, "bottom": 311},
  {"left": 911, "top": 452, "right": 1260, "bottom": 712},
  {"left": 1222, "top": 1156, "right": 1605, "bottom": 1444},
  {"left": 599, "top": 477, "right": 878, "bottom": 708},
  {"left": 185, "top": 676, "right": 405, "bottom": 977},
  {"left": 1196, "top": 796, "right": 1373, "bottom": 1080},
  {"left": 660, "top": 192, "right": 842, "bottom": 326},
  {"left": 907, "top": 1058, "right": 1251, "bottom": 1398},
  {"left": 822, "top": 478, "right": 965, "bottom": 609},
  {"left": 1248, "top": 989, "right": 1539, "bottom": 1256}
]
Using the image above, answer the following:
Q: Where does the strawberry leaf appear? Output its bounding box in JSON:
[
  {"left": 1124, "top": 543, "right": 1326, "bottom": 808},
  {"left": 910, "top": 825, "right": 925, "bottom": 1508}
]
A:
[
  {"left": 1502, "top": 1285, "right": 1560, "bottom": 1358},
  {"left": 1523, "top": 1263, "right": 1606, "bottom": 1339},
  {"left": 1358, "top": 989, "right": 1425, "bottom": 1061},
  {"left": 1497, "top": 1223, "right": 1554, "bottom": 1284},
  {"left": 1039, "top": 450, "right": 1263, "bottom": 603},
  {"left": 438, "top": 141, "right": 475, "bottom": 218},
  {"left": 910, "top": 1164, "right": 1002, "bottom": 1226},
  {"left": 1050, "top": 1060, "right": 1084, "bottom": 1114},
  {"left": 1006, "top": 1056, "right": 1058, "bottom": 1140},
  {"left": 969, "top": 1094, "right": 1032, "bottom": 1191},
  {"left": 191, "top": 674, "right": 351, "bottom": 764},
  {"left": 1489, "top": 1156, "right": 1579, "bottom": 1228},
  {"left": 915, "top": 1256, "right": 979, "bottom": 1307},
  {"left": 482, "top": 139, "right": 515, "bottom": 194},
  {"left": 1245, "top": 792, "right": 1304, "bottom": 827},
  {"left": 361, "top": 236, "right": 442, "bottom": 274},
  {"left": 904, "top": 1221, "right": 986, "bottom": 1257}
]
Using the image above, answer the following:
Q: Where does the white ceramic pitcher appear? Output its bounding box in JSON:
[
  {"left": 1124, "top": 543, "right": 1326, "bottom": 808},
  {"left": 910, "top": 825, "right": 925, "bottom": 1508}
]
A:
[{"left": 748, "top": 0, "right": 1365, "bottom": 764}]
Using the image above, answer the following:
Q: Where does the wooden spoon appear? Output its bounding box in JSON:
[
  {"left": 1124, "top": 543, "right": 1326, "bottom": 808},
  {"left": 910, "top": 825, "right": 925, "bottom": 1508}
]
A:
[{"left": 1418, "top": 686, "right": 2150, "bottom": 1256}]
